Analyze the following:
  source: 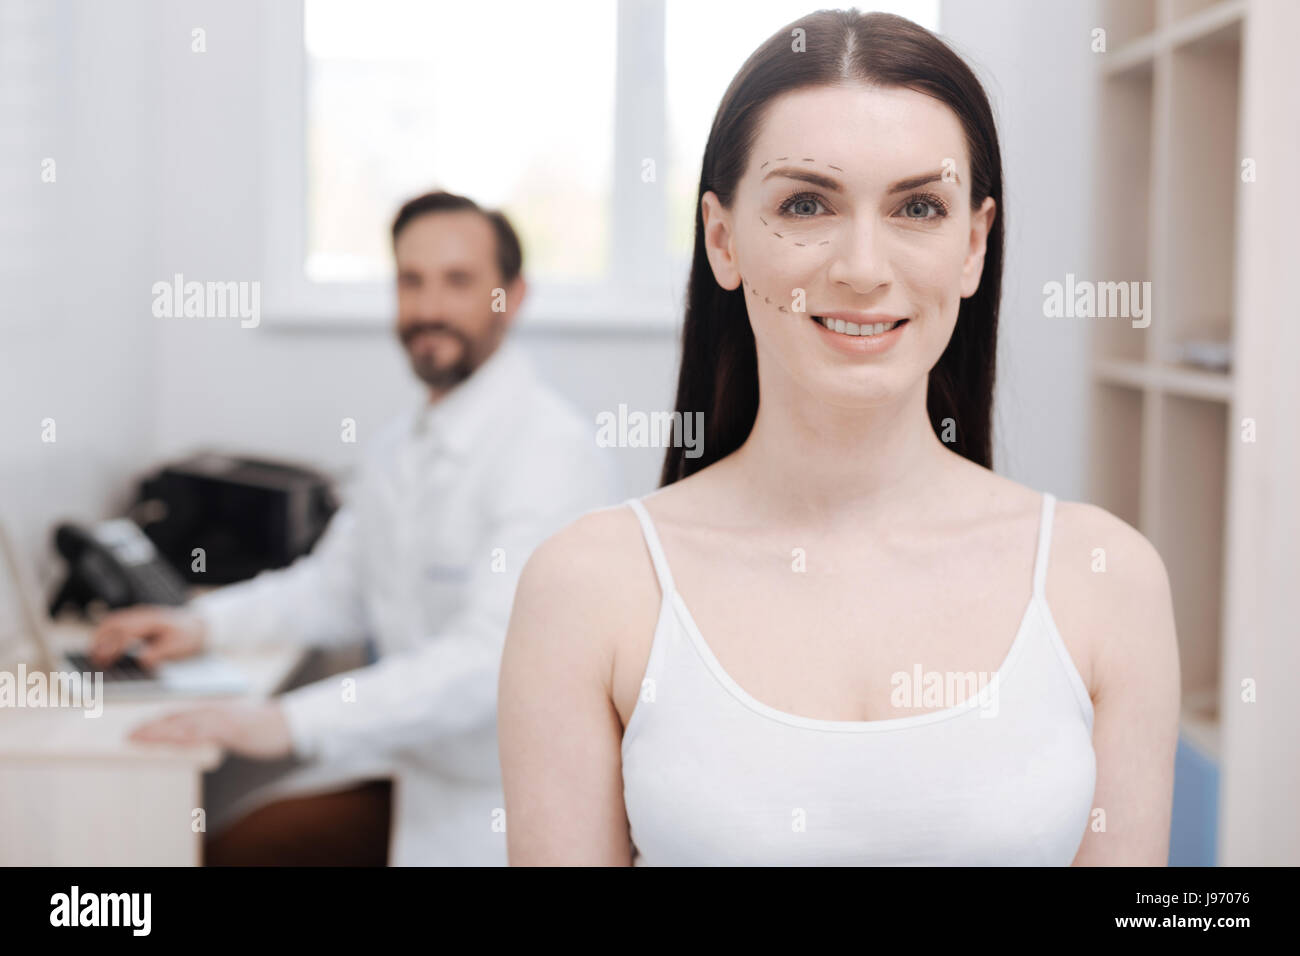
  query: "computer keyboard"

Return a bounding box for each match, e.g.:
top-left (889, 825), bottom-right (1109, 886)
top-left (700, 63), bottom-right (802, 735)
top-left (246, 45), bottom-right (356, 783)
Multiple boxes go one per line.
top-left (135, 561), bottom-right (189, 606)
top-left (64, 651), bottom-right (156, 683)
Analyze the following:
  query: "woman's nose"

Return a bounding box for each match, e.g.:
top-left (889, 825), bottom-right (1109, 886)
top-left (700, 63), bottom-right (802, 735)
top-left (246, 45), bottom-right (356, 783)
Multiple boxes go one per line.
top-left (825, 217), bottom-right (893, 295)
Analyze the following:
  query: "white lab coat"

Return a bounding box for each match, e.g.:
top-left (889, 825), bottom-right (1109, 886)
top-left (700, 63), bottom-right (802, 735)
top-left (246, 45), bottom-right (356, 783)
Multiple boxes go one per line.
top-left (191, 340), bottom-right (616, 865)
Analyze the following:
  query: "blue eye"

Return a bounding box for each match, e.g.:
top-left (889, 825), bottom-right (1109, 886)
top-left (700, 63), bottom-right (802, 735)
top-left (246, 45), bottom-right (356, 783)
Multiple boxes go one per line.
top-left (778, 192), bottom-right (827, 218)
top-left (898, 193), bottom-right (950, 221)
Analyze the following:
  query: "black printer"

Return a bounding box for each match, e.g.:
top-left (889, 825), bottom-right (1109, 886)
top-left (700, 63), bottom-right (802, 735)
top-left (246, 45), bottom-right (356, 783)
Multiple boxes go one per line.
top-left (133, 452), bottom-right (339, 584)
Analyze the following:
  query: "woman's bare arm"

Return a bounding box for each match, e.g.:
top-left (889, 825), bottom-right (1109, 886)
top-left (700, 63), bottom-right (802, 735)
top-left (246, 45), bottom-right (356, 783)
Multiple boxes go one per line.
top-left (498, 510), bottom-right (644, 865)
top-left (1062, 504), bottom-right (1181, 865)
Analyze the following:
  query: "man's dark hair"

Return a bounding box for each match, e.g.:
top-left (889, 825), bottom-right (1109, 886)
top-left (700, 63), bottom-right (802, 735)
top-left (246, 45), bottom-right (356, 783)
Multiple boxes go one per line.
top-left (390, 190), bottom-right (524, 284)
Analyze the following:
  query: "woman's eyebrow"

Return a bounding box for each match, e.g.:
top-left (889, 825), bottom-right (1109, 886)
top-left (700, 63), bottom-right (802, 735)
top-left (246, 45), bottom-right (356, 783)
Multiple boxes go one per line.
top-left (886, 170), bottom-right (959, 192)
top-left (761, 166), bottom-right (960, 193)
top-left (761, 167), bottom-right (841, 191)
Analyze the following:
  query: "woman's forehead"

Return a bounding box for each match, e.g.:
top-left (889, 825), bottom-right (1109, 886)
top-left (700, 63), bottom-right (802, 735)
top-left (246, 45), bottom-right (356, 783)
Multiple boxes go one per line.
top-left (747, 85), bottom-right (969, 185)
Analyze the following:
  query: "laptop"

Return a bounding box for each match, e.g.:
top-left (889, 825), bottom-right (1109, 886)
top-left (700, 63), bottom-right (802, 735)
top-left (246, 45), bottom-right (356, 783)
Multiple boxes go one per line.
top-left (0, 519), bottom-right (250, 697)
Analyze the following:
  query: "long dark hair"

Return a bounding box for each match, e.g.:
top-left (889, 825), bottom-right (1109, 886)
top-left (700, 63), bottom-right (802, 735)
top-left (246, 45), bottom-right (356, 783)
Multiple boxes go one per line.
top-left (660, 9), bottom-right (1005, 486)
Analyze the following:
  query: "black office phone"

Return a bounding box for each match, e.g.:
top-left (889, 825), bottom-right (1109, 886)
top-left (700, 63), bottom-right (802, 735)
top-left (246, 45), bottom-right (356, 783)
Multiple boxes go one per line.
top-left (49, 519), bottom-right (189, 616)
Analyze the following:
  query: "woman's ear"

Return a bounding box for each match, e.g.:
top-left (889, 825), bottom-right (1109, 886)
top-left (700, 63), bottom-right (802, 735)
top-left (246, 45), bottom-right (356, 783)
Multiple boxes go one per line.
top-left (959, 196), bottom-right (997, 299)
top-left (700, 191), bottom-right (741, 291)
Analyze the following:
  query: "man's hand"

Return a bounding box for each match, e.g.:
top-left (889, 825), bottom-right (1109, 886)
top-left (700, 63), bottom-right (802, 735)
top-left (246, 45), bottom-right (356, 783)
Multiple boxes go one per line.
top-left (90, 606), bottom-right (207, 668)
top-left (129, 702), bottom-right (294, 760)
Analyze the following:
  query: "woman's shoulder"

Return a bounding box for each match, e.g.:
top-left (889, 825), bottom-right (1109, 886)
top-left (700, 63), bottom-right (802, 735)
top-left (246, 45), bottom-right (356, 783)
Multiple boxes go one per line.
top-left (517, 457), bottom-right (729, 601)
top-left (510, 499), bottom-right (663, 649)
top-left (1048, 495), bottom-right (1169, 593)
top-left (512, 502), bottom-right (644, 590)
top-left (1041, 492), bottom-right (1175, 700)
top-left (968, 464), bottom-right (1164, 576)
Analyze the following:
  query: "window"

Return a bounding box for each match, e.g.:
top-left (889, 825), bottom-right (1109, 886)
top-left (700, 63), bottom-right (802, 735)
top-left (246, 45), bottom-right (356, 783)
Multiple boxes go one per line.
top-left (263, 0), bottom-right (940, 328)
top-left (304, 0), bottom-right (616, 285)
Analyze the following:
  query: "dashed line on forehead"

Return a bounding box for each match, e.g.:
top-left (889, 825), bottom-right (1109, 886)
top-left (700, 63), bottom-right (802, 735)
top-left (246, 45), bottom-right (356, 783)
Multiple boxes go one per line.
top-left (761, 156), bottom-right (837, 171)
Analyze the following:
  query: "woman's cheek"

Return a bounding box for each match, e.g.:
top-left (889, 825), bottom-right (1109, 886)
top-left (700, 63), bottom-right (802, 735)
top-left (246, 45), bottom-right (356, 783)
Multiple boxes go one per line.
top-left (739, 250), bottom-right (816, 317)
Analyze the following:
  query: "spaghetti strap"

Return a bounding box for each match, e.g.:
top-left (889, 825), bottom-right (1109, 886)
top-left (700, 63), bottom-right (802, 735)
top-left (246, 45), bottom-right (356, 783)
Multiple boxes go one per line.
top-left (625, 497), bottom-right (676, 600)
top-left (1032, 492), bottom-right (1056, 598)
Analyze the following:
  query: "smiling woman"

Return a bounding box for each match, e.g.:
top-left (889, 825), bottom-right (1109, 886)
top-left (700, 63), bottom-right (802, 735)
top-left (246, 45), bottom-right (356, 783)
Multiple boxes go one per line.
top-left (498, 9), bottom-right (1179, 867)
top-left (668, 32), bottom-right (1001, 479)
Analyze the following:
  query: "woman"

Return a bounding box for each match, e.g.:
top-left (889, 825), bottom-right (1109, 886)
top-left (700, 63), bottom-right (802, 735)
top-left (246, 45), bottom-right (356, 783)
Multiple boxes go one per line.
top-left (498, 9), bottom-right (1178, 865)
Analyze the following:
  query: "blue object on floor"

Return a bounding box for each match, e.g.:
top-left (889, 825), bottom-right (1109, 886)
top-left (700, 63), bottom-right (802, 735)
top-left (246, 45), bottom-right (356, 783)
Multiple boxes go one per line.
top-left (1168, 734), bottom-right (1219, 866)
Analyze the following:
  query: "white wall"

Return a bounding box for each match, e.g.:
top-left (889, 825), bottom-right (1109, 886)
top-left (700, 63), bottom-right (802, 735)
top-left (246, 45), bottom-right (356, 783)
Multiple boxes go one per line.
top-left (0, 0), bottom-right (161, 617)
top-left (941, 0), bottom-right (1098, 497)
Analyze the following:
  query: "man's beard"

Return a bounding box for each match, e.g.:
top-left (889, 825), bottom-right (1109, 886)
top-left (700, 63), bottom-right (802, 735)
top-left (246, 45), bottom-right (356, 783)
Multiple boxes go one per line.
top-left (399, 321), bottom-right (479, 390)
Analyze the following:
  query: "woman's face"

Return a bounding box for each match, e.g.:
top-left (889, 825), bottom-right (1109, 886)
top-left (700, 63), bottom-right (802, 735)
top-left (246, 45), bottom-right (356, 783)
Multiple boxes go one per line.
top-left (701, 83), bottom-right (996, 408)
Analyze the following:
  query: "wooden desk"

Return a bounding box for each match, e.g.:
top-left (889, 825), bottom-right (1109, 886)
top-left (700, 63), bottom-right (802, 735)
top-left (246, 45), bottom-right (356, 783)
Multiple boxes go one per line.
top-left (0, 622), bottom-right (306, 865)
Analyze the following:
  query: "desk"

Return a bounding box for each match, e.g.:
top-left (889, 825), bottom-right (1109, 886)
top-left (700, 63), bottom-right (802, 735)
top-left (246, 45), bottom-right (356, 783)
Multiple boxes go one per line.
top-left (0, 621), bottom-right (306, 865)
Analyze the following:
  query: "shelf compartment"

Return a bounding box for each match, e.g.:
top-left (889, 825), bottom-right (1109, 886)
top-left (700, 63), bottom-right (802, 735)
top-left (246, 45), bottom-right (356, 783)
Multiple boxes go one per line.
top-left (1162, 17), bottom-right (1241, 351)
top-left (1166, 0), bottom-right (1247, 48)
top-left (1167, 0), bottom-right (1229, 25)
top-left (1088, 383), bottom-right (1144, 529)
top-left (1093, 357), bottom-right (1233, 401)
top-left (1100, 0), bottom-right (1157, 48)
top-left (1093, 68), bottom-right (1155, 363)
top-left (1152, 393), bottom-right (1228, 704)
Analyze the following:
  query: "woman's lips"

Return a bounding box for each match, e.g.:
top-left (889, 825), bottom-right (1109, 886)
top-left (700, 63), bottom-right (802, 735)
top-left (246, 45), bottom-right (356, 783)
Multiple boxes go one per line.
top-left (813, 311), bottom-right (909, 325)
top-left (808, 312), bottom-right (909, 354)
top-left (811, 315), bottom-right (905, 335)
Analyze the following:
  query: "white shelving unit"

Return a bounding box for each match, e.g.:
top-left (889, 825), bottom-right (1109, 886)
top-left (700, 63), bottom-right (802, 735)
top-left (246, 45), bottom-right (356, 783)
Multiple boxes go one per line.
top-left (1091, 0), bottom-right (1300, 865)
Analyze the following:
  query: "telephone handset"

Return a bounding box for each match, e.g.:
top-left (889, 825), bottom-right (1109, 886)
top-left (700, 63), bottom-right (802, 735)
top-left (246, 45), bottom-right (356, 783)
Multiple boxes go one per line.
top-left (49, 519), bottom-right (189, 617)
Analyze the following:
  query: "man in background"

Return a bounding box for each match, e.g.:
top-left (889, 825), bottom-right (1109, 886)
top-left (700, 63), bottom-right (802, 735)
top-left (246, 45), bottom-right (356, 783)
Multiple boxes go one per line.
top-left (91, 191), bottom-right (614, 866)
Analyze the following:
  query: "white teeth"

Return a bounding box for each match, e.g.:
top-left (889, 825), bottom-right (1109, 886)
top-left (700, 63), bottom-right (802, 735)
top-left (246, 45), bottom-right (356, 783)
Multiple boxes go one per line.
top-left (814, 316), bottom-right (901, 337)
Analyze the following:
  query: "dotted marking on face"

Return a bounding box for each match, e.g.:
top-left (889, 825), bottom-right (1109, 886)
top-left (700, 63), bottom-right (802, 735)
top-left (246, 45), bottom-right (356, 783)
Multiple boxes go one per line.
top-left (746, 283), bottom-right (794, 314)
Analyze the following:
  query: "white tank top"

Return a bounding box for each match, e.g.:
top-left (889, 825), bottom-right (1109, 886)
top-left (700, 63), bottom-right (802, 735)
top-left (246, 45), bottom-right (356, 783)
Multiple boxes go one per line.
top-left (620, 491), bottom-right (1096, 865)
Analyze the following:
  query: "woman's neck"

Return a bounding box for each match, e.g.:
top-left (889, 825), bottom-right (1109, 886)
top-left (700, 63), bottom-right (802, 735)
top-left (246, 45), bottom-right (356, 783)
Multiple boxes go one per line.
top-left (729, 370), bottom-right (958, 527)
